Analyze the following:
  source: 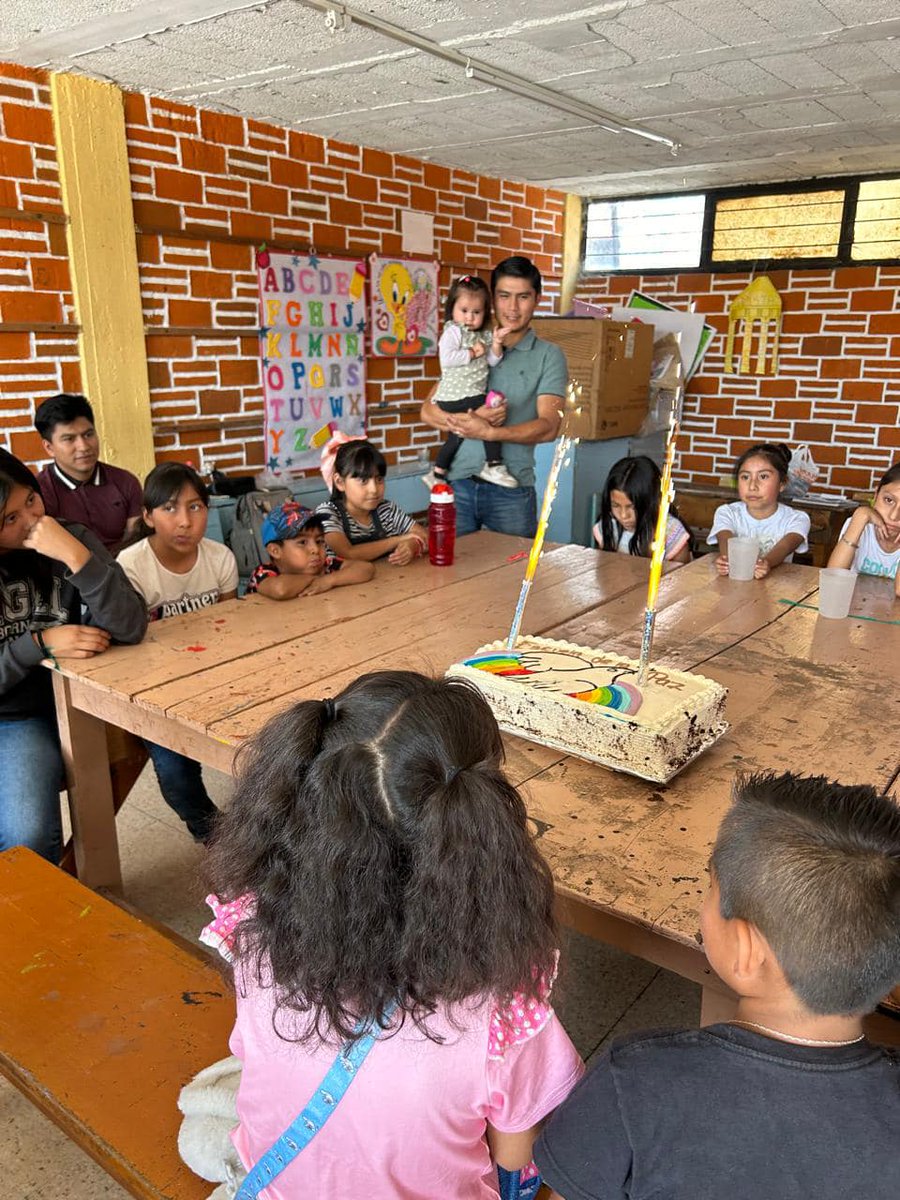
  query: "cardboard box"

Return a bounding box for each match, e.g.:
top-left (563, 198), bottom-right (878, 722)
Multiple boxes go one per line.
top-left (531, 317), bottom-right (654, 440)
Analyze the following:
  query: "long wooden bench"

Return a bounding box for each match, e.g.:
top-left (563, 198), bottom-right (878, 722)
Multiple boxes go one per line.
top-left (0, 847), bottom-right (233, 1200)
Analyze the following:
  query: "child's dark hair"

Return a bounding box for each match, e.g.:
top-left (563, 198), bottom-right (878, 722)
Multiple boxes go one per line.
top-left (0, 449), bottom-right (38, 515)
top-left (875, 462), bottom-right (900, 491)
top-left (599, 455), bottom-right (690, 558)
top-left (734, 442), bottom-right (791, 482)
top-left (711, 771), bottom-right (900, 1015)
top-left (208, 670), bottom-right (558, 1044)
top-left (34, 393), bottom-right (94, 440)
top-left (444, 274), bottom-right (491, 326)
top-left (331, 439), bottom-right (386, 503)
top-left (123, 461), bottom-right (210, 546)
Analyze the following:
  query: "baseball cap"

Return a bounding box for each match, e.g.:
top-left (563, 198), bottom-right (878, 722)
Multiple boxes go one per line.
top-left (260, 500), bottom-right (326, 547)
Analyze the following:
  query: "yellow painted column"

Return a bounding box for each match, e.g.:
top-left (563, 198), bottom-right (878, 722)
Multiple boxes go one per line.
top-left (51, 72), bottom-right (155, 479)
top-left (559, 193), bottom-right (584, 315)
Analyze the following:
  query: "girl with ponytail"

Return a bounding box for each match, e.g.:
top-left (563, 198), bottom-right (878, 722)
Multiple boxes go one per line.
top-left (193, 670), bottom-right (582, 1199)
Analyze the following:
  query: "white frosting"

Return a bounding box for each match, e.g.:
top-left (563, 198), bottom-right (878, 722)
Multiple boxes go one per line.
top-left (447, 637), bottom-right (729, 783)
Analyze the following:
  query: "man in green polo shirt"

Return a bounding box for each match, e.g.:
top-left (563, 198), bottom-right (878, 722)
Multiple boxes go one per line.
top-left (420, 256), bottom-right (568, 537)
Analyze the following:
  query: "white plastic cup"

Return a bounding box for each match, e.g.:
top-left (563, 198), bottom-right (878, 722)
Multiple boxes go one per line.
top-left (727, 536), bottom-right (760, 581)
top-left (818, 567), bottom-right (856, 619)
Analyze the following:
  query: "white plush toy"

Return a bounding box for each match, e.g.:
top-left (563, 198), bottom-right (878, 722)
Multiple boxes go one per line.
top-left (177, 1055), bottom-right (246, 1200)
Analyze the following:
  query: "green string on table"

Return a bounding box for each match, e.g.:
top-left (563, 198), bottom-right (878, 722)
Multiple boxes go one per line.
top-left (777, 599), bottom-right (900, 626)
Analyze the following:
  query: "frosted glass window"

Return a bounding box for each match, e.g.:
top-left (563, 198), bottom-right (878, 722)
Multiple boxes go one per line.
top-left (852, 178), bottom-right (900, 260)
top-left (584, 194), bottom-right (705, 272)
top-left (712, 190), bottom-right (844, 261)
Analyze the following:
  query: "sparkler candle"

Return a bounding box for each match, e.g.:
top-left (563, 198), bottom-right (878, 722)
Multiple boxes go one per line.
top-left (637, 355), bottom-right (685, 685)
top-left (505, 388), bottom-right (580, 652)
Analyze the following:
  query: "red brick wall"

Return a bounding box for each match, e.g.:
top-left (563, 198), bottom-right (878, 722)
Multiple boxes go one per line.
top-left (0, 64), bottom-right (80, 464)
top-left (126, 93), bottom-right (564, 472)
top-left (0, 62), bottom-right (565, 475)
top-left (577, 267), bottom-right (900, 497)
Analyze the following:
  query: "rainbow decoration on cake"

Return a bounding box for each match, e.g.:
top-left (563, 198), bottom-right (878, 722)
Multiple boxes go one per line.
top-left (569, 682), bottom-right (643, 713)
top-left (463, 652), bottom-right (529, 676)
top-left (461, 653), bottom-right (643, 715)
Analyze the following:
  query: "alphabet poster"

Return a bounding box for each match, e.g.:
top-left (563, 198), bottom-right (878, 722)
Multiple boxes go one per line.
top-left (257, 250), bottom-right (367, 475)
top-left (369, 255), bottom-right (439, 357)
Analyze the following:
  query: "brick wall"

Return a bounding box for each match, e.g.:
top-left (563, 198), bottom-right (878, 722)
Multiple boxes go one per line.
top-left (0, 64), bottom-right (80, 464)
top-left (577, 267), bottom-right (900, 497)
top-left (0, 59), bottom-right (566, 476)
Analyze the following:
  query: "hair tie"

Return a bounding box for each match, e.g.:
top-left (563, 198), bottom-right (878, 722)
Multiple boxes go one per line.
top-left (445, 765), bottom-right (464, 785)
top-left (323, 698), bottom-right (336, 721)
top-left (320, 431), bottom-right (364, 491)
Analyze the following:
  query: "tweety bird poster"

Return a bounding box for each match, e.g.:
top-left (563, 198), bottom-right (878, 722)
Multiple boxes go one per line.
top-left (370, 255), bottom-right (438, 357)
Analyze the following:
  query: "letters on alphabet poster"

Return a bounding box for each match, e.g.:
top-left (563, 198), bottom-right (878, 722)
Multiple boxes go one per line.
top-left (257, 250), bottom-right (368, 475)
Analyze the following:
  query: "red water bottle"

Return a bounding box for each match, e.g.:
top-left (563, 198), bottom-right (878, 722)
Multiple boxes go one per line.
top-left (428, 482), bottom-right (456, 566)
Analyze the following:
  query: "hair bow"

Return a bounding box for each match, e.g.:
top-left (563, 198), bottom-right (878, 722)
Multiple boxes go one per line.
top-left (320, 431), bottom-right (364, 491)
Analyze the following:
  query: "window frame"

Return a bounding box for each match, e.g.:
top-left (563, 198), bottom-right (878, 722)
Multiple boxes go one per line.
top-left (581, 172), bottom-right (899, 276)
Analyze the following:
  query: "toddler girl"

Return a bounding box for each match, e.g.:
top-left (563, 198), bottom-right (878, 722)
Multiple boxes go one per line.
top-left (0, 450), bottom-right (146, 862)
top-left (195, 670), bottom-right (583, 1198)
top-left (710, 443), bottom-right (810, 578)
top-left (827, 462), bottom-right (900, 596)
top-left (593, 455), bottom-right (691, 565)
top-left (317, 438), bottom-right (427, 567)
top-left (424, 274), bottom-right (517, 490)
top-left (118, 462), bottom-right (238, 842)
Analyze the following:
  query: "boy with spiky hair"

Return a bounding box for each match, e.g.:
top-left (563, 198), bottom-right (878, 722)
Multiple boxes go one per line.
top-left (536, 771), bottom-right (900, 1200)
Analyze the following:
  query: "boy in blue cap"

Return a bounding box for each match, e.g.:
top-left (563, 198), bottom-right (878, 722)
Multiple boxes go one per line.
top-left (246, 500), bottom-right (374, 599)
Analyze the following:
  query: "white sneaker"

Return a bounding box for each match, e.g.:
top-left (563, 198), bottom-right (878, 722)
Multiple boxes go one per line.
top-left (476, 462), bottom-right (519, 488)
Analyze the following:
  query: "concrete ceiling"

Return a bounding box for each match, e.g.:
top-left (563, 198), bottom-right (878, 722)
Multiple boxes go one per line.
top-left (3, 0), bottom-right (900, 198)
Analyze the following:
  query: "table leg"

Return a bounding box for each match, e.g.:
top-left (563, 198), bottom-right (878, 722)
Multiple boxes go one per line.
top-left (53, 673), bottom-right (123, 894)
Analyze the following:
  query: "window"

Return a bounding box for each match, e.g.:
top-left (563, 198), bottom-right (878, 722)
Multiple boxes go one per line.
top-left (582, 175), bottom-right (900, 274)
top-left (852, 178), bottom-right (900, 260)
top-left (712, 190), bottom-right (844, 262)
top-left (584, 194), bottom-right (705, 272)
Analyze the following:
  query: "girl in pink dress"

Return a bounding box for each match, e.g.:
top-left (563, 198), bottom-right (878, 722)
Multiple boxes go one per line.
top-left (200, 669), bottom-right (583, 1199)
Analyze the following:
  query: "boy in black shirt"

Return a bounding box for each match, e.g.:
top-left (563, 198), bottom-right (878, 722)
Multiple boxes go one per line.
top-left (537, 771), bottom-right (900, 1200)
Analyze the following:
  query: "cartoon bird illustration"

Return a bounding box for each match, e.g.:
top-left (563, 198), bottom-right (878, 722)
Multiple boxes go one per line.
top-left (379, 262), bottom-right (413, 342)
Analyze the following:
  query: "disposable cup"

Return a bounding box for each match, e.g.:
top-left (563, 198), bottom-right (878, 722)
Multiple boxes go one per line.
top-left (818, 567), bottom-right (856, 619)
top-left (727, 536), bottom-right (760, 581)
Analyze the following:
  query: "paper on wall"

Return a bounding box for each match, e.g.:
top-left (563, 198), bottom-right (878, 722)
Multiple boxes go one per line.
top-left (401, 210), bottom-right (434, 255)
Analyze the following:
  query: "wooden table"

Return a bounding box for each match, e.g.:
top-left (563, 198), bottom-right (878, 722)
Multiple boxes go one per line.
top-left (530, 561), bottom-right (900, 1019)
top-left (53, 540), bottom-right (900, 1024)
top-left (53, 532), bottom-right (661, 891)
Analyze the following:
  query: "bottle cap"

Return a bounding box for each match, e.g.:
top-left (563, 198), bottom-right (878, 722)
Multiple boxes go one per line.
top-left (430, 482), bottom-right (455, 503)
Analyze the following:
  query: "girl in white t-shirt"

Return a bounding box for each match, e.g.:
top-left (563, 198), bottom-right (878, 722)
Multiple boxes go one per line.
top-left (118, 463), bottom-right (238, 842)
top-left (710, 443), bottom-right (810, 579)
top-left (827, 462), bottom-right (900, 596)
top-left (593, 455), bottom-right (691, 565)
top-left (190, 671), bottom-right (583, 1199)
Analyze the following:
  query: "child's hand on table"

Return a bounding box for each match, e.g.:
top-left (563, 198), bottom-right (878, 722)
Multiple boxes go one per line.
top-left (303, 574), bottom-right (336, 596)
top-left (388, 535), bottom-right (424, 567)
top-left (35, 625), bottom-right (111, 659)
top-left (754, 558), bottom-right (771, 579)
top-left (715, 554), bottom-right (729, 576)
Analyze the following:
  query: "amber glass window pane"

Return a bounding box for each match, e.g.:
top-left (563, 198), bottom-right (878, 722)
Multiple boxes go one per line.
top-left (712, 190), bottom-right (844, 261)
top-left (852, 178), bottom-right (900, 260)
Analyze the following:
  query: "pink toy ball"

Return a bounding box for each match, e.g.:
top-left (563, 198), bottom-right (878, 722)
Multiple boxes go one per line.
top-left (485, 389), bottom-right (506, 409)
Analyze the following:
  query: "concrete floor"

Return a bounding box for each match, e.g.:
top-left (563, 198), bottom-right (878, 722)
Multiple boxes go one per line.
top-left (2, 764), bottom-right (701, 1198)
